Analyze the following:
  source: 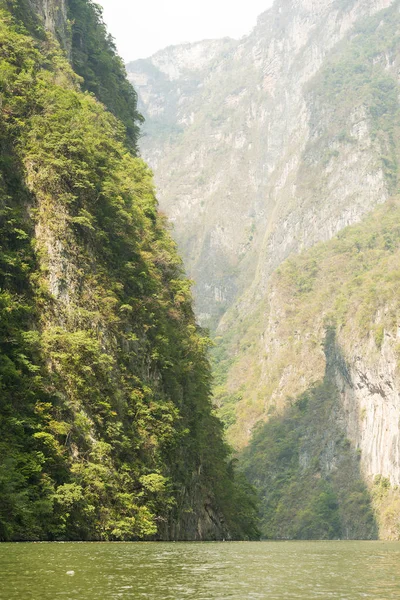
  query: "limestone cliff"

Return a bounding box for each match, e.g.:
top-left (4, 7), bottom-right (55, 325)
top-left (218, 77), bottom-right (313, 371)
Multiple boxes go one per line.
top-left (239, 200), bottom-right (400, 538)
top-left (128, 0), bottom-right (400, 539)
top-left (28, 0), bottom-right (68, 39)
top-left (127, 0), bottom-right (394, 327)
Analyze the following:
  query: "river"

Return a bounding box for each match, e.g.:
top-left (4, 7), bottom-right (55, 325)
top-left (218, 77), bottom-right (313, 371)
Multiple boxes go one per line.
top-left (1, 541), bottom-right (399, 599)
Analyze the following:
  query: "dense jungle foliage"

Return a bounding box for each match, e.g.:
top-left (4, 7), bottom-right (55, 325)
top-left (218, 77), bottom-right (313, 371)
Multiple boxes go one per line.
top-left (0, 2), bottom-right (259, 541)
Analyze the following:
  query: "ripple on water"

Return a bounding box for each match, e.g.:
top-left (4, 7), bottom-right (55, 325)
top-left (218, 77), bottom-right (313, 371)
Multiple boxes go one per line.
top-left (1, 541), bottom-right (400, 599)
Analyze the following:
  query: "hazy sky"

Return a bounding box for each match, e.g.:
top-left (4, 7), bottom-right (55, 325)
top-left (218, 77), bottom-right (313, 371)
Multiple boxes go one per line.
top-left (96, 0), bottom-right (274, 62)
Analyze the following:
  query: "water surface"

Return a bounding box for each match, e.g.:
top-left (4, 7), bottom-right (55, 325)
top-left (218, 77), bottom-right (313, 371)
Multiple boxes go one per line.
top-left (1, 540), bottom-right (400, 599)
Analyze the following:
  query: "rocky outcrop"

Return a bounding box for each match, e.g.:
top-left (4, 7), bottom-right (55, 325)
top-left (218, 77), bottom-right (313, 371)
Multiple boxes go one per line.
top-left (335, 329), bottom-right (400, 487)
top-left (28, 0), bottom-right (69, 48)
top-left (234, 197), bottom-right (400, 537)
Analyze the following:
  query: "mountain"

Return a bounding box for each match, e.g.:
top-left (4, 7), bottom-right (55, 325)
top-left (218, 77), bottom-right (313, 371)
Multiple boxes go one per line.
top-left (127, 0), bottom-right (394, 329)
top-left (0, 0), bottom-right (258, 541)
top-left (127, 0), bottom-right (400, 539)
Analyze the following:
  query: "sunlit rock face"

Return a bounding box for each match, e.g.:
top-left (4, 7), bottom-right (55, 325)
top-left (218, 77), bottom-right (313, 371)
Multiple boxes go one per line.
top-left (29, 0), bottom-right (69, 41)
top-left (127, 0), bottom-right (394, 329)
top-left (335, 330), bottom-right (400, 488)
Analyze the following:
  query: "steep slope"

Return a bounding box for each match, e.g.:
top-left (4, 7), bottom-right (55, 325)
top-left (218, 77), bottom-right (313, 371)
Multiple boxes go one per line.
top-left (127, 0), bottom-right (394, 328)
top-left (213, 2), bottom-right (400, 446)
top-left (0, 1), bottom-right (258, 541)
top-left (241, 199), bottom-right (400, 539)
top-left (128, 0), bottom-right (400, 539)
top-left (223, 5), bottom-right (400, 538)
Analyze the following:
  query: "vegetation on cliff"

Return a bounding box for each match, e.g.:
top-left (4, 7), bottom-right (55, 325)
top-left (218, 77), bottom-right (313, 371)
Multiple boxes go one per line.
top-left (210, 3), bottom-right (400, 539)
top-left (241, 334), bottom-right (377, 540)
top-left (68, 0), bottom-right (143, 152)
top-left (240, 198), bottom-right (400, 539)
top-left (213, 1), bottom-right (400, 446)
top-left (0, 2), bottom-right (259, 541)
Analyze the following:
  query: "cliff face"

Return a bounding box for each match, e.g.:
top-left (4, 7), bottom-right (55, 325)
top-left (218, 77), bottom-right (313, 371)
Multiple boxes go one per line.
top-left (336, 334), bottom-right (400, 539)
top-left (212, 0), bottom-right (400, 446)
top-left (128, 0), bottom-right (400, 539)
top-left (238, 199), bottom-right (400, 538)
top-left (0, 1), bottom-right (258, 542)
top-left (28, 0), bottom-right (67, 36)
top-left (127, 0), bottom-right (393, 327)
top-left (334, 329), bottom-right (400, 488)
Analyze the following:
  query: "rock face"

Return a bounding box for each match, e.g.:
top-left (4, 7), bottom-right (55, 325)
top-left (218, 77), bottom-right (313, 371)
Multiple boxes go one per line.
top-left (237, 199), bottom-right (400, 538)
top-left (335, 329), bottom-right (400, 488)
top-left (127, 0), bottom-right (394, 328)
top-left (29, 0), bottom-right (66, 31)
top-left (128, 0), bottom-right (400, 538)
top-left (28, 0), bottom-right (69, 47)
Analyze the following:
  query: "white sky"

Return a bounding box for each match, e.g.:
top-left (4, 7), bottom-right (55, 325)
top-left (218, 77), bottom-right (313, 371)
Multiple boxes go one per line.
top-left (96, 0), bottom-right (274, 62)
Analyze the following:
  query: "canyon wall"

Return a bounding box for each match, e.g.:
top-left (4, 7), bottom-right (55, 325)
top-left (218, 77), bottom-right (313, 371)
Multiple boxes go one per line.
top-left (128, 0), bottom-right (400, 538)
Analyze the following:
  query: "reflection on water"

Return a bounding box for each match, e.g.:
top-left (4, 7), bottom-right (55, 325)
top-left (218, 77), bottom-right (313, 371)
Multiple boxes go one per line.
top-left (1, 540), bottom-right (400, 599)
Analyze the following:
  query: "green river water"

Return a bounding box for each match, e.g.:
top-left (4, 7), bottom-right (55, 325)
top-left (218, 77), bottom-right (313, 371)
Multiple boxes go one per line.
top-left (0, 541), bottom-right (399, 599)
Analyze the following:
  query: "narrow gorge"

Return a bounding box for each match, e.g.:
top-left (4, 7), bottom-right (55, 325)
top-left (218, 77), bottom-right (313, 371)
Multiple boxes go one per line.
top-left (128, 0), bottom-right (400, 539)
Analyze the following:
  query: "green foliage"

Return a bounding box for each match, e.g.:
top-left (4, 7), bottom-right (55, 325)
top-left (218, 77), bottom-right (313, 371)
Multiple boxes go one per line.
top-left (0, 0), bottom-right (45, 38)
top-left (309, 2), bottom-right (400, 192)
top-left (278, 198), bottom-right (400, 337)
top-left (0, 6), bottom-right (258, 541)
top-left (230, 195), bottom-right (400, 541)
top-left (241, 376), bottom-right (377, 540)
top-left (68, 0), bottom-right (143, 152)
top-left (3, 0), bottom-right (143, 151)
top-left (239, 193), bottom-right (400, 539)
top-left (374, 324), bottom-right (385, 349)
top-left (372, 476), bottom-right (400, 540)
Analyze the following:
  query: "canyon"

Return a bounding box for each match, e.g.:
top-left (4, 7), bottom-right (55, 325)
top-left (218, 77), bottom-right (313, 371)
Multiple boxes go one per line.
top-left (128, 0), bottom-right (400, 538)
